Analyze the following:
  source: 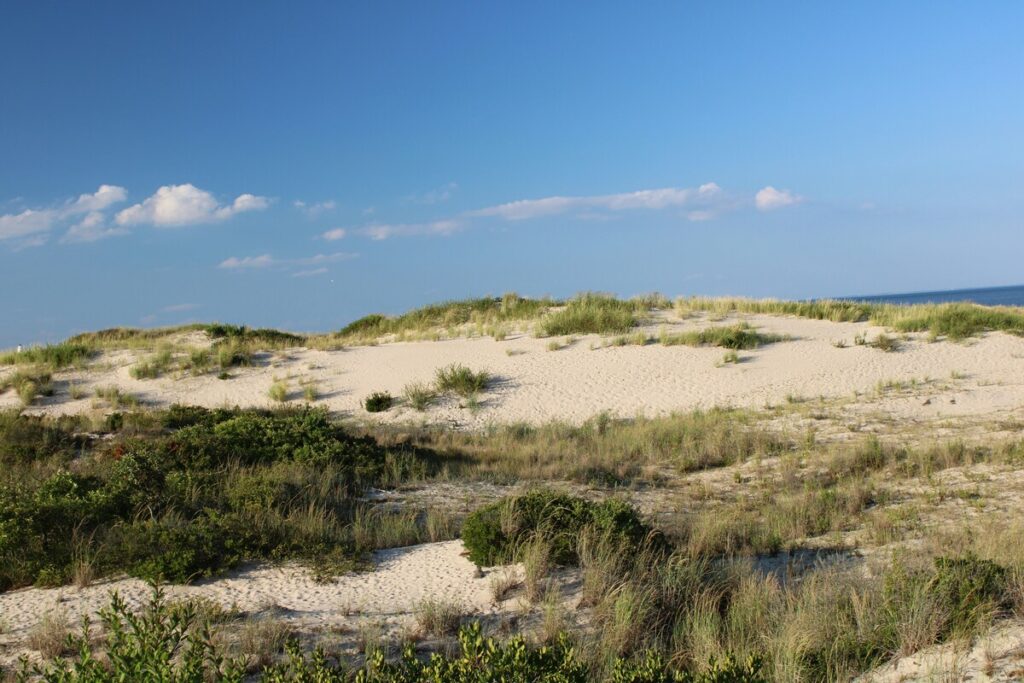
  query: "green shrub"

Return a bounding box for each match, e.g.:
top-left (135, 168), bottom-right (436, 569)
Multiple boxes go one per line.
top-left (364, 391), bottom-right (393, 413)
top-left (461, 491), bottom-right (663, 567)
top-left (435, 364), bottom-right (490, 398)
top-left (26, 587), bottom-right (245, 682)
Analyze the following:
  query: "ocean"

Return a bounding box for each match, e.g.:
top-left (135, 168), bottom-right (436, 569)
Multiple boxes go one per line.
top-left (842, 284), bottom-right (1024, 307)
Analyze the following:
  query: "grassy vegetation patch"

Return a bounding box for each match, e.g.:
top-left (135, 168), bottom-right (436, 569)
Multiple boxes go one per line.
top-left (0, 343), bottom-right (93, 369)
top-left (659, 323), bottom-right (785, 349)
top-left (0, 406), bottom-right (444, 592)
top-left (461, 490), bottom-right (664, 566)
top-left (539, 293), bottom-right (636, 336)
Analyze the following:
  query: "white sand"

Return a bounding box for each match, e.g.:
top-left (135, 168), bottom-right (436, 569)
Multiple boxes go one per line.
top-left (4, 313), bottom-right (1019, 430)
top-left (0, 540), bottom-right (501, 663)
top-left (5, 313), bottom-right (1024, 428)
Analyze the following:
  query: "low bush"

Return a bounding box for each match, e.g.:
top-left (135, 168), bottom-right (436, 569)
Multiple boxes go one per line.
top-left (0, 406), bottom-right (440, 592)
top-left (461, 490), bottom-right (664, 567)
top-left (364, 391), bottom-right (393, 413)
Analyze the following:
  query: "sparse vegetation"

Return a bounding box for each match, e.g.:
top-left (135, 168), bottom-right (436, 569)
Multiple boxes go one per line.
top-left (403, 381), bottom-right (436, 411)
top-left (268, 379), bottom-right (289, 402)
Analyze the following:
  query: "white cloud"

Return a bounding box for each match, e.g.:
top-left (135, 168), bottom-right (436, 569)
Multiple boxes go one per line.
top-left (360, 219), bottom-right (462, 240)
top-left (116, 184), bottom-right (269, 227)
top-left (65, 185), bottom-right (127, 214)
top-left (0, 208), bottom-right (56, 241)
top-left (405, 182), bottom-right (458, 205)
top-left (755, 186), bottom-right (801, 211)
top-left (219, 251), bottom-right (357, 272)
top-left (292, 267), bottom-right (328, 278)
top-left (218, 254), bottom-right (274, 270)
top-left (60, 211), bottom-right (130, 243)
top-left (1, 184), bottom-right (129, 243)
top-left (163, 303), bottom-right (199, 313)
top-left (470, 183), bottom-right (722, 221)
top-left (322, 228), bottom-right (347, 241)
top-left (294, 252), bottom-right (357, 266)
top-left (294, 200), bottom-right (337, 217)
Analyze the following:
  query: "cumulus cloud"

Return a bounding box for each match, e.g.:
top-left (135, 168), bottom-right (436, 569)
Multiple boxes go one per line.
top-left (294, 199), bottom-right (337, 217)
top-left (66, 185), bottom-right (127, 214)
top-left (61, 211), bottom-right (130, 243)
top-left (0, 209), bottom-right (56, 242)
top-left (321, 228), bottom-right (347, 241)
top-left (470, 183), bottom-right (722, 221)
top-left (116, 184), bottom-right (269, 227)
top-left (755, 186), bottom-right (801, 211)
top-left (1, 184), bottom-right (129, 244)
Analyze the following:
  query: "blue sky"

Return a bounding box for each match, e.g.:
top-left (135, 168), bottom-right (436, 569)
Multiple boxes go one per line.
top-left (2, 2), bottom-right (1022, 347)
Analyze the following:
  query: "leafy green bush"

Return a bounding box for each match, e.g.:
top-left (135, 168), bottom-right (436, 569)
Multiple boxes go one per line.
top-left (0, 407), bottom-right (438, 592)
top-left (461, 491), bottom-right (664, 567)
top-left (26, 587), bottom-right (245, 682)
top-left (364, 391), bottom-right (394, 413)
top-left (435, 364), bottom-right (490, 398)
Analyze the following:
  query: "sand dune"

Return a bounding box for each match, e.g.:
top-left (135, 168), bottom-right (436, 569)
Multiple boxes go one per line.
top-left (4, 313), bottom-right (1024, 429)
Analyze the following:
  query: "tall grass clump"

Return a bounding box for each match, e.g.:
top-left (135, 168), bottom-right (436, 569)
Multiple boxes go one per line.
top-left (435, 364), bottom-right (490, 398)
top-left (659, 323), bottom-right (784, 349)
top-left (334, 293), bottom-right (552, 344)
top-left (539, 293), bottom-right (636, 336)
top-left (403, 381), bottom-right (437, 411)
top-left (130, 347), bottom-right (174, 379)
top-left (0, 342), bottom-right (93, 369)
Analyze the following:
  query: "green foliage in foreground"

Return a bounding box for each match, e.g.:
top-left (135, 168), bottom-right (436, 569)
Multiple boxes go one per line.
top-left (269, 625), bottom-right (764, 682)
top-left (461, 490), bottom-right (664, 566)
top-left (24, 588), bottom-right (765, 682)
top-left (0, 406), bottom-right (440, 592)
top-left (22, 587), bottom-right (245, 683)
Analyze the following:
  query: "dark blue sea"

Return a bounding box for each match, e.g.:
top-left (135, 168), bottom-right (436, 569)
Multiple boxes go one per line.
top-left (841, 284), bottom-right (1024, 307)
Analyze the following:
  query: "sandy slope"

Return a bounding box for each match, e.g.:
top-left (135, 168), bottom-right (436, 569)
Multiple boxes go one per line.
top-left (0, 540), bottom-right (501, 666)
top-left (4, 313), bottom-right (1024, 428)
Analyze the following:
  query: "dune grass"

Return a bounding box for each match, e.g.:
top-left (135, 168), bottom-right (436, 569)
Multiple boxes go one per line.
top-left (435, 364), bottom-right (490, 398)
top-left (659, 323), bottom-right (785, 349)
top-left (334, 293), bottom-right (551, 344)
top-left (538, 293), bottom-right (636, 337)
top-left (0, 342), bottom-right (93, 369)
top-left (677, 297), bottom-right (1024, 340)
